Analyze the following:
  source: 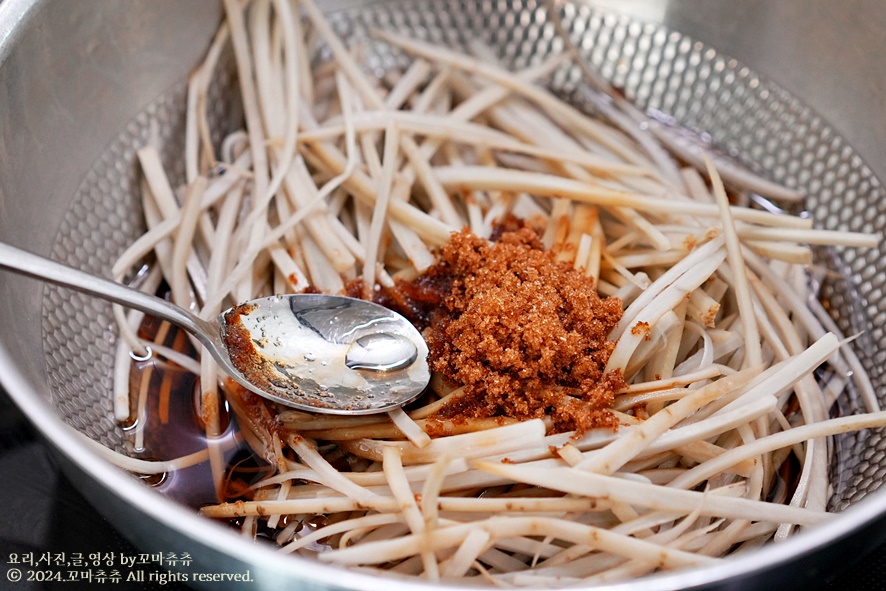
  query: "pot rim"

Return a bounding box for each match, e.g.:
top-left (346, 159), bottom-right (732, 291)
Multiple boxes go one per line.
top-left (2, 0), bottom-right (886, 589)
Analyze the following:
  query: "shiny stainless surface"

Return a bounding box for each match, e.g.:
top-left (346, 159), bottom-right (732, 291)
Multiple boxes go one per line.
top-left (0, 0), bottom-right (222, 415)
top-left (0, 241), bottom-right (427, 414)
top-left (1, 1), bottom-right (885, 590)
top-left (0, 240), bottom-right (234, 376)
top-left (596, 0), bottom-right (886, 184)
top-left (224, 294), bottom-right (430, 413)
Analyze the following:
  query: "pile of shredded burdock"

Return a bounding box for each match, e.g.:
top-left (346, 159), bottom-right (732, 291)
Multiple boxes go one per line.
top-left (398, 226), bottom-right (625, 434)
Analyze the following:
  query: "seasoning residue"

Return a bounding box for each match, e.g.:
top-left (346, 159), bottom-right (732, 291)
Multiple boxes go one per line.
top-left (414, 227), bottom-right (625, 434)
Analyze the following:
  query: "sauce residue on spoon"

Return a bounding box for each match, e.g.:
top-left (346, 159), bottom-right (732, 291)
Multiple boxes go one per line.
top-left (221, 295), bottom-right (429, 413)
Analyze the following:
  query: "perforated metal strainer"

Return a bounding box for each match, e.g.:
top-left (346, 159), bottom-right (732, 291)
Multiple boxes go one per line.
top-left (2, 0), bottom-right (886, 589)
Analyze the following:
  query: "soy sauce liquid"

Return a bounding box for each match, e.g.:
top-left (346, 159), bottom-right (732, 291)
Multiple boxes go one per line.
top-left (122, 312), bottom-right (271, 508)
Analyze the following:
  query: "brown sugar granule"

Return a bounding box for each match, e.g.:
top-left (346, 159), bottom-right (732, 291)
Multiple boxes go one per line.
top-left (417, 227), bottom-right (625, 434)
top-left (630, 321), bottom-right (650, 337)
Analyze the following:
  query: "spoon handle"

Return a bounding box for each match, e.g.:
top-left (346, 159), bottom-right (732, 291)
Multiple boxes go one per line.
top-left (0, 241), bottom-right (217, 347)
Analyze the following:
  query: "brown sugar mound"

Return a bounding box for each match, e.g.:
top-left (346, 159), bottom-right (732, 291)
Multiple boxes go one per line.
top-left (421, 227), bottom-right (625, 434)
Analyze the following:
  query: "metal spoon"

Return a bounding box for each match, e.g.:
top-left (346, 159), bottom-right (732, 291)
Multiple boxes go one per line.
top-left (0, 241), bottom-right (430, 415)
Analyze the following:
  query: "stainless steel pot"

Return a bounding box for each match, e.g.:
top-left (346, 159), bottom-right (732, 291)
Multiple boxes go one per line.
top-left (2, 1), bottom-right (885, 589)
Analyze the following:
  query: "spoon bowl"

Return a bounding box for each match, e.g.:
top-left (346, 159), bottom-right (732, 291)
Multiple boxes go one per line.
top-left (221, 294), bottom-right (430, 414)
top-left (0, 241), bottom-right (430, 414)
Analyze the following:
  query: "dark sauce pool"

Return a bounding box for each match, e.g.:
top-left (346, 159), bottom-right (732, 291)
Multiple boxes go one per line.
top-left (122, 310), bottom-right (270, 510)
